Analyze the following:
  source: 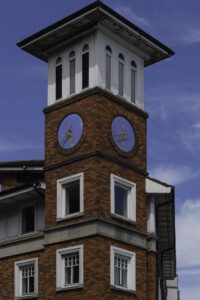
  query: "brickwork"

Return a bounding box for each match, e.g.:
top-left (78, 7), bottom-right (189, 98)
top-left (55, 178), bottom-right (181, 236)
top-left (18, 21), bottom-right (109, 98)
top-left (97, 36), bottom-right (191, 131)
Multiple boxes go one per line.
top-left (0, 172), bottom-right (44, 192)
top-left (45, 156), bottom-right (147, 232)
top-left (0, 236), bottom-right (156, 300)
top-left (45, 92), bottom-right (147, 172)
top-left (0, 92), bottom-right (156, 300)
top-left (147, 252), bottom-right (157, 300)
top-left (0, 173), bottom-right (25, 191)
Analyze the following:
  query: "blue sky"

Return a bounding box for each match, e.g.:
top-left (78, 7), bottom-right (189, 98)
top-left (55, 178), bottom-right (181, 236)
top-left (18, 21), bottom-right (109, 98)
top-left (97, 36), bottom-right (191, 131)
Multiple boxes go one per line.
top-left (0, 0), bottom-right (200, 298)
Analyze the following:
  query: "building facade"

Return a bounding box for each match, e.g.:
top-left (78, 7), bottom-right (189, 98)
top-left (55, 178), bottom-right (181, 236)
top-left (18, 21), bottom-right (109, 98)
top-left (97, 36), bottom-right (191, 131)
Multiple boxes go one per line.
top-left (0, 1), bottom-right (179, 299)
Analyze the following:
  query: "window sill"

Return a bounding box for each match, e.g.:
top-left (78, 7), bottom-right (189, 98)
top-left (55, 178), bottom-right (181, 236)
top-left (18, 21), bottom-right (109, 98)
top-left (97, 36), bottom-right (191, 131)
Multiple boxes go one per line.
top-left (111, 213), bottom-right (136, 225)
top-left (56, 284), bottom-right (84, 292)
top-left (15, 294), bottom-right (38, 300)
top-left (57, 212), bottom-right (84, 222)
top-left (111, 285), bottom-right (136, 294)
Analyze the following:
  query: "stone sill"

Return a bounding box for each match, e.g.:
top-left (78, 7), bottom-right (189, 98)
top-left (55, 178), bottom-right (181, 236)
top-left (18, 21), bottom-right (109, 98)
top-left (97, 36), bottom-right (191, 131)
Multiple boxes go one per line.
top-left (56, 212), bottom-right (84, 222)
top-left (56, 284), bottom-right (84, 292)
top-left (15, 294), bottom-right (38, 300)
top-left (111, 213), bottom-right (136, 225)
top-left (111, 285), bottom-right (136, 294)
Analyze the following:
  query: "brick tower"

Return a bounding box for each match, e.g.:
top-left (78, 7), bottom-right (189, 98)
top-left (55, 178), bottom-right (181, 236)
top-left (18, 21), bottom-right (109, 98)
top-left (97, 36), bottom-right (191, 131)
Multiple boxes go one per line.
top-left (0, 2), bottom-right (179, 300)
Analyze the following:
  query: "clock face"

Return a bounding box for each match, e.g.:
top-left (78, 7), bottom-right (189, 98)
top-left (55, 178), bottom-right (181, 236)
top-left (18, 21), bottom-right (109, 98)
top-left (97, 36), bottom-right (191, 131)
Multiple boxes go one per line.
top-left (111, 116), bottom-right (135, 153)
top-left (58, 113), bottom-right (83, 150)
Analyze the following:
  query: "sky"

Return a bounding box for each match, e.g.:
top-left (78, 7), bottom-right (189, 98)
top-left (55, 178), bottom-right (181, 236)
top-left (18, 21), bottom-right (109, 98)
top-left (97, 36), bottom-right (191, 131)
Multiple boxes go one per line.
top-left (0, 0), bottom-right (200, 298)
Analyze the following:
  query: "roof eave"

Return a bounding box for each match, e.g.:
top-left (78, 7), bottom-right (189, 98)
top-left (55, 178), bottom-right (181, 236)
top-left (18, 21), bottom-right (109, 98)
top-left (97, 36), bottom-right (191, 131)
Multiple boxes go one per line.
top-left (17, 1), bottom-right (174, 66)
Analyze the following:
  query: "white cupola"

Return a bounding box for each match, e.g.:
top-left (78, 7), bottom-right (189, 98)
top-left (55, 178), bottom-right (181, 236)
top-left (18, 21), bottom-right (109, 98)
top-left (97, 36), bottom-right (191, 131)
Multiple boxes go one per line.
top-left (17, 1), bottom-right (174, 110)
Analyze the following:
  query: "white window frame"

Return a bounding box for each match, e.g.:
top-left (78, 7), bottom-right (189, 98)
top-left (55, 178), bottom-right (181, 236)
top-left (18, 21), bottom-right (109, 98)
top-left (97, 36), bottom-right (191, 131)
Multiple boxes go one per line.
top-left (14, 258), bottom-right (38, 299)
top-left (56, 245), bottom-right (84, 290)
top-left (111, 174), bottom-right (136, 222)
top-left (110, 246), bottom-right (136, 292)
top-left (57, 173), bottom-right (84, 220)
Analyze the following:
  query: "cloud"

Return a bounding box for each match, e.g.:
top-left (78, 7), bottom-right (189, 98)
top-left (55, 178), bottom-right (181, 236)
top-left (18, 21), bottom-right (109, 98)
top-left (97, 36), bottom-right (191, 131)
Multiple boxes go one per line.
top-left (178, 266), bottom-right (200, 277)
top-left (150, 164), bottom-right (199, 186)
top-left (146, 83), bottom-right (200, 154)
top-left (194, 122), bottom-right (200, 129)
top-left (0, 134), bottom-right (40, 153)
top-left (178, 29), bottom-right (200, 45)
top-left (177, 123), bottom-right (200, 153)
top-left (116, 5), bottom-right (151, 28)
top-left (176, 199), bottom-right (200, 300)
top-left (176, 199), bottom-right (200, 268)
top-left (180, 285), bottom-right (200, 300)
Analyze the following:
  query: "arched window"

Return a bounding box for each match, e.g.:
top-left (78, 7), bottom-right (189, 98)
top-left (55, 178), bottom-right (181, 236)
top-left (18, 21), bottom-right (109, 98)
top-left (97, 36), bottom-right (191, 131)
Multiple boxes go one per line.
top-left (131, 60), bottom-right (137, 103)
top-left (106, 45), bottom-right (112, 90)
top-left (82, 44), bottom-right (89, 89)
top-left (69, 51), bottom-right (76, 94)
top-left (118, 53), bottom-right (124, 96)
top-left (55, 57), bottom-right (62, 100)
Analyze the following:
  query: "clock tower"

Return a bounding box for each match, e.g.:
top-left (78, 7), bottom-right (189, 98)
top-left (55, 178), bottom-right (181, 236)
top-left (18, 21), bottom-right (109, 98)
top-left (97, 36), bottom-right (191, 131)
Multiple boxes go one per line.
top-left (15, 1), bottom-right (177, 299)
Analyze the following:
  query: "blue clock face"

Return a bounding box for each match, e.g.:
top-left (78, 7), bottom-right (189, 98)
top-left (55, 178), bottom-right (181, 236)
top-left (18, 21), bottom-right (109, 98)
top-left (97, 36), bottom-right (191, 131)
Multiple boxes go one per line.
top-left (58, 114), bottom-right (83, 150)
top-left (111, 116), bottom-right (135, 153)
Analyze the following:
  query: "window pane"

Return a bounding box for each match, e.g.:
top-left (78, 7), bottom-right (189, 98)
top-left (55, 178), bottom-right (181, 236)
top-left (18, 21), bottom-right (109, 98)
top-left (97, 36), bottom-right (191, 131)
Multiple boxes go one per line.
top-left (131, 69), bottom-right (136, 103)
top-left (82, 52), bottom-right (89, 89)
top-left (114, 255), bottom-right (128, 288)
top-left (29, 276), bottom-right (34, 293)
top-left (122, 269), bottom-right (128, 287)
top-left (56, 64), bottom-right (62, 99)
top-left (22, 277), bottom-right (28, 294)
top-left (65, 267), bottom-right (71, 285)
top-left (106, 54), bottom-right (111, 90)
top-left (115, 185), bottom-right (128, 217)
top-left (118, 62), bottom-right (124, 96)
top-left (65, 252), bottom-right (79, 285)
top-left (65, 180), bottom-right (80, 215)
top-left (70, 59), bottom-right (75, 94)
top-left (114, 266), bottom-right (120, 286)
top-left (22, 206), bottom-right (34, 233)
top-left (73, 266), bottom-right (79, 283)
top-left (21, 265), bottom-right (34, 295)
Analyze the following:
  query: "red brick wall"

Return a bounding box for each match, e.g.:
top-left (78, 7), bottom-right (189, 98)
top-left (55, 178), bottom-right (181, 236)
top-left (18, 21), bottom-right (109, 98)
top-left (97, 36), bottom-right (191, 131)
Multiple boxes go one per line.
top-left (45, 156), bottom-right (147, 232)
top-left (0, 174), bottom-right (24, 191)
top-left (0, 236), bottom-right (156, 300)
top-left (45, 92), bottom-right (147, 172)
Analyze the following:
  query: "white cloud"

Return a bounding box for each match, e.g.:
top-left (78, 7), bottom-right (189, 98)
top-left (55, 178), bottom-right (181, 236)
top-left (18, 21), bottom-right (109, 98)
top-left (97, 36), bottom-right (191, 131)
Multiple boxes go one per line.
top-left (0, 134), bottom-right (40, 153)
top-left (116, 5), bottom-right (150, 28)
top-left (176, 199), bottom-right (200, 268)
top-left (194, 122), bottom-right (200, 129)
top-left (176, 199), bottom-right (200, 300)
top-left (180, 286), bottom-right (200, 300)
top-left (179, 267), bottom-right (200, 277)
top-left (150, 164), bottom-right (199, 186)
top-left (177, 124), bottom-right (200, 153)
top-left (179, 29), bottom-right (200, 45)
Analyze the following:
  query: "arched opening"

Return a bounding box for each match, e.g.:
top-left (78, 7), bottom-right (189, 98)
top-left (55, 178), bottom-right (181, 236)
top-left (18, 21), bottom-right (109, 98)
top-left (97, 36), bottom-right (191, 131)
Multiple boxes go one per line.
top-left (106, 45), bottom-right (112, 90)
top-left (131, 60), bottom-right (137, 103)
top-left (69, 51), bottom-right (76, 94)
top-left (55, 57), bottom-right (62, 100)
top-left (82, 44), bottom-right (89, 89)
top-left (118, 53), bottom-right (124, 96)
